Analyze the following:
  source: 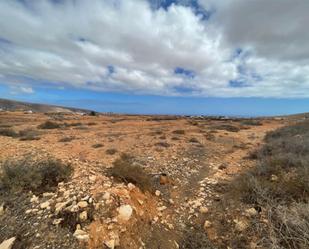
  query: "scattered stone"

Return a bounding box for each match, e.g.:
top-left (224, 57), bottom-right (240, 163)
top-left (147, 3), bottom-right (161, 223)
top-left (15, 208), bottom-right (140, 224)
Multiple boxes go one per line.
top-left (77, 201), bottom-right (88, 208)
top-left (127, 183), bottom-right (135, 190)
top-left (199, 207), bottom-right (209, 214)
top-left (234, 219), bottom-right (249, 232)
top-left (30, 195), bottom-right (39, 203)
top-left (52, 218), bottom-right (63, 225)
top-left (79, 211), bottom-right (88, 221)
top-left (0, 204), bottom-right (4, 216)
top-left (42, 192), bottom-right (54, 198)
top-left (245, 208), bottom-right (258, 217)
top-left (73, 229), bottom-right (89, 241)
top-left (103, 192), bottom-right (111, 200)
top-left (203, 220), bottom-right (212, 229)
top-left (155, 190), bottom-right (161, 196)
top-left (105, 240), bottom-right (115, 249)
top-left (271, 174), bottom-right (278, 182)
top-left (55, 201), bottom-right (69, 213)
top-left (0, 237), bottom-right (16, 249)
top-left (40, 201), bottom-right (50, 209)
top-left (118, 204), bottom-right (133, 222)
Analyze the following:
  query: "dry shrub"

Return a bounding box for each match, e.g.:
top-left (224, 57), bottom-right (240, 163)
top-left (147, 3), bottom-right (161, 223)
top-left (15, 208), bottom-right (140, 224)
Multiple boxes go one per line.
top-left (0, 128), bottom-right (19, 137)
top-left (0, 155), bottom-right (72, 193)
top-left (180, 227), bottom-right (215, 249)
top-left (19, 128), bottom-right (41, 141)
top-left (227, 120), bottom-right (309, 248)
top-left (92, 143), bottom-right (104, 148)
top-left (38, 120), bottom-right (61, 129)
top-left (155, 142), bottom-right (170, 148)
top-left (109, 154), bottom-right (153, 192)
top-left (106, 148), bottom-right (118, 155)
top-left (59, 136), bottom-right (75, 143)
top-left (241, 119), bottom-right (263, 126)
top-left (172, 129), bottom-right (185, 135)
top-left (211, 124), bottom-right (240, 132)
top-left (189, 137), bottom-right (199, 143)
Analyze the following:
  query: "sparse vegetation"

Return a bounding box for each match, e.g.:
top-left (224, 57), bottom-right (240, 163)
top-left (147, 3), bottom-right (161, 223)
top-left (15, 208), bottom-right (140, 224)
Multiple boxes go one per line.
top-left (59, 136), bottom-right (75, 143)
top-left (211, 124), bottom-right (240, 132)
top-left (155, 142), bottom-right (170, 148)
top-left (0, 155), bottom-right (73, 193)
top-left (172, 129), bottom-right (185, 135)
top-left (0, 128), bottom-right (19, 137)
top-left (106, 148), bottom-right (118, 155)
top-left (109, 153), bottom-right (153, 192)
top-left (240, 119), bottom-right (263, 126)
top-left (38, 120), bottom-right (61, 129)
top-left (92, 143), bottom-right (104, 148)
top-left (189, 137), bottom-right (199, 143)
top-left (226, 120), bottom-right (309, 248)
top-left (19, 128), bottom-right (41, 141)
top-left (180, 227), bottom-right (215, 249)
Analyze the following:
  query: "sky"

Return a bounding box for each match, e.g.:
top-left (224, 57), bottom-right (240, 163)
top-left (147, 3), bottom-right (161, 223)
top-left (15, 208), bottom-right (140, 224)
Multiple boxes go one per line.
top-left (0, 0), bottom-right (309, 116)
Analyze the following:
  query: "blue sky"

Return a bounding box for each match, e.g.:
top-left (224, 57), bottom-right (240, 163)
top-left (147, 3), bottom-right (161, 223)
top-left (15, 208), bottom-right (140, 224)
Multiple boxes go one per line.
top-left (0, 0), bottom-right (309, 116)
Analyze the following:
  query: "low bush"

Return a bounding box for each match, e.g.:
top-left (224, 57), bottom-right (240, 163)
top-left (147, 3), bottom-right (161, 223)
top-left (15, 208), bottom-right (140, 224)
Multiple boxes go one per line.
top-left (59, 136), bottom-right (75, 143)
top-left (241, 119), bottom-right (263, 126)
top-left (211, 124), bottom-right (240, 132)
top-left (155, 142), bottom-right (170, 148)
top-left (0, 128), bottom-right (19, 137)
top-left (172, 129), bottom-right (185, 135)
top-left (19, 128), bottom-right (41, 141)
top-left (180, 227), bottom-right (215, 249)
top-left (109, 154), bottom-right (153, 192)
top-left (106, 148), bottom-right (118, 155)
top-left (189, 137), bottom-right (199, 143)
top-left (38, 121), bottom-right (61, 129)
top-left (92, 143), bottom-right (104, 148)
top-left (0, 155), bottom-right (73, 193)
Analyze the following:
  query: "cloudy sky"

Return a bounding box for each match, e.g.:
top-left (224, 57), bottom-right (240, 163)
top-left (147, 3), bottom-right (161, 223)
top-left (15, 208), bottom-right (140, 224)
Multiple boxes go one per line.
top-left (1, 0), bottom-right (309, 115)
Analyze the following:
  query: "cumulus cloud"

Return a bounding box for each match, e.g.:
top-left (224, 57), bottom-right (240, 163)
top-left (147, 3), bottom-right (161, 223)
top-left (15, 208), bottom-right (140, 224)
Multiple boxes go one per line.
top-left (0, 0), bottom-right (308, 97)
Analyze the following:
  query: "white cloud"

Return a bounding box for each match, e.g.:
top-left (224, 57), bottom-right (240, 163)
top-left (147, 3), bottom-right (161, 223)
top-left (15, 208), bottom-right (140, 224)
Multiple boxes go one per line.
top-left (0, 0), bottom-right (308, 97)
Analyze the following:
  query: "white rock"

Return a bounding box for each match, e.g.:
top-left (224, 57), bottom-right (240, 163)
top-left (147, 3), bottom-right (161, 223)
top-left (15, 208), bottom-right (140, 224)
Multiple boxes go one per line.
top-left (73, 229), bottom-right (89, 241)
top-left (30, 195), bottom-right (39, 203)
top-left (0, 237), bottom-right (16, 249)
top-left (245, 208), bottom-right (258, 217)
top-left (155, 190), bottom-right (161, 196)
top-left (52, 218), bottom-right (63, 225)
top-left (55, 201), bottom-right (69, 213)
top-left (203, 220), bottom-right (212, 229)
top-left (0, 204), bottom-right (4, 216)
top-left (79, 211), bottom-right (88, 221)
top-left (103, 192), bottom-right (111, 200)
top-left (105, 240), bottom-right (115, 249)
top-left (40, 201), bottom-right (50, 209)
top-left (77, 201), bottom-right (88, 208)
top-left (234, 219), bottom-right (249, 231)
top-left (127, 183), bottom-right (135, 190)
top-left (118, 205), bottom-right (133, 222)
top-left (42, 192), bottom-right (54, 198)
top-left (199, 207), bottom-right (209, 214)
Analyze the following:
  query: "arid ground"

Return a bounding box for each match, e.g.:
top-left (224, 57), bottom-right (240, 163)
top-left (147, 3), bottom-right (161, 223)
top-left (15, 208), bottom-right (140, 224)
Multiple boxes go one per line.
top-left (0, 112), bottom-right (292, 248)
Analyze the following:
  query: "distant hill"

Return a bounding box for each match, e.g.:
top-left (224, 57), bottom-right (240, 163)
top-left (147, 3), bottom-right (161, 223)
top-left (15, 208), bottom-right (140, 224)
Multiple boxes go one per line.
top-left (0, 98), bottom-right (93, 114)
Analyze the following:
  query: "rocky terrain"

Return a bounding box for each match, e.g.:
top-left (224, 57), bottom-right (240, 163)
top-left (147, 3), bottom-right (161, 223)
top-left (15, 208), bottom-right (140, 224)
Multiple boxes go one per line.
top-left (0, 111), bottom-right (289, 248)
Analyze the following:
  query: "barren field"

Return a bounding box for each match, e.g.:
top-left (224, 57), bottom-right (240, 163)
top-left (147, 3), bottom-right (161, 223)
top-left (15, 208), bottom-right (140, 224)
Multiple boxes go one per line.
top-left (0, 112), bottom-right (287, 248)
